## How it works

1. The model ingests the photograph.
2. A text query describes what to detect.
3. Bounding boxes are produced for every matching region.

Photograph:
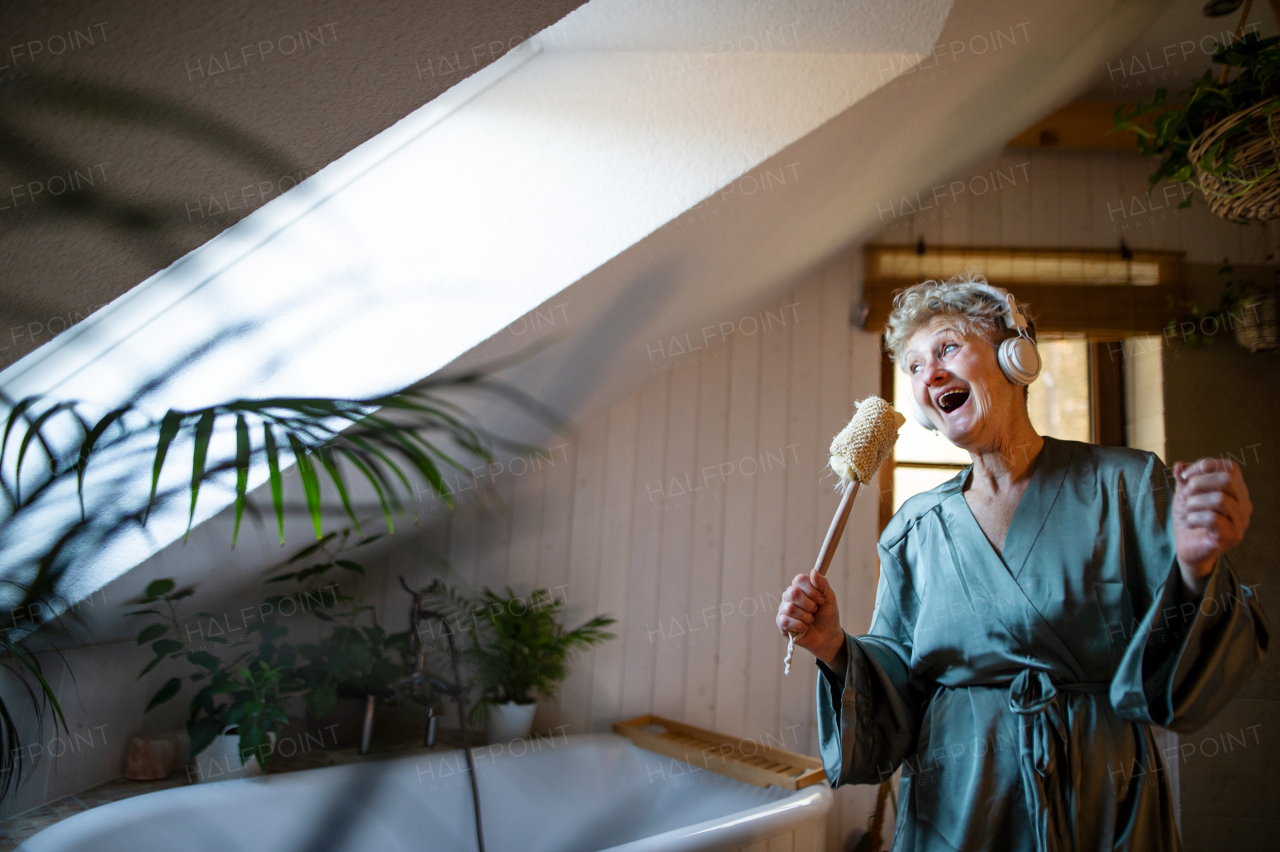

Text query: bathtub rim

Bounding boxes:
[18,732,833,852]
[598,782,831,852]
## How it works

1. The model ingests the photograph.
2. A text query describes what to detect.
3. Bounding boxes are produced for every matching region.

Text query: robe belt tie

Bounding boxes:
[1004,669,1109,852]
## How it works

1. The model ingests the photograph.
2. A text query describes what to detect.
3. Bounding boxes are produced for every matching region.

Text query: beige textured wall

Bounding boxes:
[0,0,586,369]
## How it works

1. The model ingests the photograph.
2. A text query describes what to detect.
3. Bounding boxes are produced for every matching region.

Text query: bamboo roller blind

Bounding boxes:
[862,244,1187,339]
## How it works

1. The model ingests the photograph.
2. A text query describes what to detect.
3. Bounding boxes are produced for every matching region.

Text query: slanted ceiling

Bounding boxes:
[1,0,1172,609]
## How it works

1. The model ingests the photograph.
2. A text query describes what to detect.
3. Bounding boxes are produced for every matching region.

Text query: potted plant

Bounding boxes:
[131,578,299,781]
[1114,23,1280,221]
[268,531,414,751]
[434,586,615,742]
[1164,258,1278,350]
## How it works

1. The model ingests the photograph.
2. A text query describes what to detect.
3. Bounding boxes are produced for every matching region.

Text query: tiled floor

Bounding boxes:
[0,733,462,850]
[0,777,187,851]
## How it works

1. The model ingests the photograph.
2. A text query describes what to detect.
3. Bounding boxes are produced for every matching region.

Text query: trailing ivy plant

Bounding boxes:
[1114,31,1280,200]
[1164,256,1279,346]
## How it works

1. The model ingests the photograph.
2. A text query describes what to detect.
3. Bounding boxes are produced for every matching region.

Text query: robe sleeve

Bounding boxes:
[1110,453,1270,733]
[815,544,928,787]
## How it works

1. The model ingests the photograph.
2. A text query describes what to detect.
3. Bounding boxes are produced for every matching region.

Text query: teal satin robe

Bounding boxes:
[816,437,1269,852]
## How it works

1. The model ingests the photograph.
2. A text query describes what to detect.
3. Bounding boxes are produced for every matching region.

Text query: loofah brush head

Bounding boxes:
[828,396,906,485]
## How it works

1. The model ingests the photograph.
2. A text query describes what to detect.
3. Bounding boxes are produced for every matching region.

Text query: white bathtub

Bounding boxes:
[21,733,831,852]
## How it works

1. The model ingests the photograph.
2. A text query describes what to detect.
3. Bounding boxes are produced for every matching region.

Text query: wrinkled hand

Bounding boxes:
[776,569,844,666]
[1173,457,1251,595]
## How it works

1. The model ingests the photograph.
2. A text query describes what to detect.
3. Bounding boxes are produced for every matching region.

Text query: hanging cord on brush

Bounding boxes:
[784,397,904,675]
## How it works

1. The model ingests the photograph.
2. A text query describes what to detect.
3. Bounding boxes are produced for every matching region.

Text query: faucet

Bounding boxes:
[398,577,485,852]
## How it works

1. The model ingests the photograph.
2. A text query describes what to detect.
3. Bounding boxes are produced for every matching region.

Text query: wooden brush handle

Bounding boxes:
[812,481,860,577]
[786,479,863,673]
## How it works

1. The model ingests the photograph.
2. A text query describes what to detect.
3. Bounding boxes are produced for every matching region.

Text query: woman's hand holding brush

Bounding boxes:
[779,395,903,675]
[777,569,846,669]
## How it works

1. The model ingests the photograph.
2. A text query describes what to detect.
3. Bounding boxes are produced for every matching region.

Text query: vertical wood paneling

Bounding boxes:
[620,375,670,720]
[534,440,577,730]
[1088,152,1122,249]
[536,442,576,595]
[779,284,822,743]
[714,327,762,737]
[811,259,854,755]
[997,151,1033,245]
[1029,150,1061,247]
[653,363,700,719]
[685,350,730,729]
[1058,152,1092,247]
[745,305,791,741]
[968,154,1003,245]
[561,411,608,735]
[505,452,546,593]
[448,500,482,589]
[941,168,972,247]
[474,473,513,594]
[591,398,640,730]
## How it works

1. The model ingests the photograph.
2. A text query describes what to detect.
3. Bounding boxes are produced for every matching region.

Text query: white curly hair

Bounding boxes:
[883,273,1036,367]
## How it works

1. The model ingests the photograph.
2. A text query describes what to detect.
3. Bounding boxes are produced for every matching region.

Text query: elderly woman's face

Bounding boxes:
[902,316,1022,450]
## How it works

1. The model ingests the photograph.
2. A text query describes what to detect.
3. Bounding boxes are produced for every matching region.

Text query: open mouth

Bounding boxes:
[936,388,970,414]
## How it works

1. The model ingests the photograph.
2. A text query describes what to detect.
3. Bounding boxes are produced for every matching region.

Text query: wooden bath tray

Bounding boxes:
[614,714,826,790]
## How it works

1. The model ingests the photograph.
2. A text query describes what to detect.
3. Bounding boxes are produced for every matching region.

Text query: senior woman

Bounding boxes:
[776,275,1268,852]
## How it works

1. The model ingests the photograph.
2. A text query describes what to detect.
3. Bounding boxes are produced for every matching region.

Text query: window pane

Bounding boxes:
[1027,337,1091,442]
[892,368,971,464]
[893,466,965,513]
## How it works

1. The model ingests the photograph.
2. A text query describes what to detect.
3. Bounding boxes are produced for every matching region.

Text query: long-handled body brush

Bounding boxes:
[784,395,905,675]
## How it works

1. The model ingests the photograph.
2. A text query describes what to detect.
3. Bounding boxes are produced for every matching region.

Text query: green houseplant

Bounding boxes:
[1164,257,1279,349]
[1114,27,1280,221]
[0,371,527,799]
[130,577,302,778]
[434,585,614,742]
[269,531,413,732]
[133,529,421,774]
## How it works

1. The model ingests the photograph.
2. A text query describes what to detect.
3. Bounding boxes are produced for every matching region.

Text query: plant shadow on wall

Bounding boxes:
[0,71,315,364]
[0,363,558,801]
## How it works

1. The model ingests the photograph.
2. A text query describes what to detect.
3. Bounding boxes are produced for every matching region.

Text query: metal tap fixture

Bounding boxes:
[399,577,485,852]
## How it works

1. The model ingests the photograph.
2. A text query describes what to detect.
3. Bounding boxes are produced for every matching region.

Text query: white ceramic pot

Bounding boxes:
[191,726,276,784]
[486,701,537,743]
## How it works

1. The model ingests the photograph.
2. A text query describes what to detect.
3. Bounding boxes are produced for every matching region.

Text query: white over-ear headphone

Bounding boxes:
[979,283,1042,386]
[906,283,1041,432]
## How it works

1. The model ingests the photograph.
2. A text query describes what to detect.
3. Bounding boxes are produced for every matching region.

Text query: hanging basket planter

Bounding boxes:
[1115,0,1280,223]
[1187,98,1280,221]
